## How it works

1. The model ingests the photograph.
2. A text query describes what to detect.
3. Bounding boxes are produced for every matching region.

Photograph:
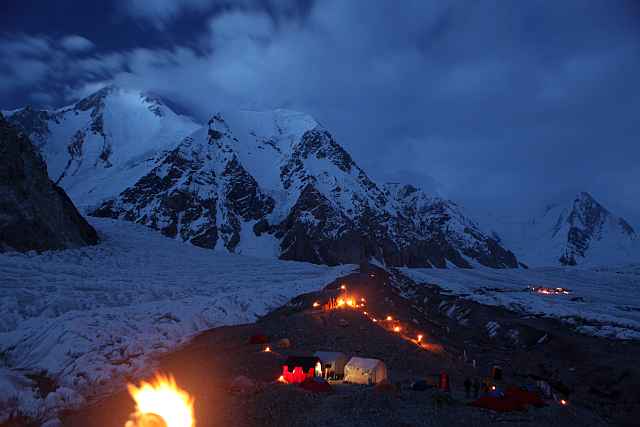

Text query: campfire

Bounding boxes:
[126,374,195,427]
[530,286,571,295]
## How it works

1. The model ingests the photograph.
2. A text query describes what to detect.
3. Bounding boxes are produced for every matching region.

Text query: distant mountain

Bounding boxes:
[0,113,98,252]
[3,86,199,209]
[88,107,518,268]
[487,192,638,267]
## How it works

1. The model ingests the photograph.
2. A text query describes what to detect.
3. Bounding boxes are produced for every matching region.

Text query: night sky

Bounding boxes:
[2,0,640,225]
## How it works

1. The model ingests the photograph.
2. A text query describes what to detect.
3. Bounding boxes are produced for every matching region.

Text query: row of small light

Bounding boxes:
[312,284,427,349]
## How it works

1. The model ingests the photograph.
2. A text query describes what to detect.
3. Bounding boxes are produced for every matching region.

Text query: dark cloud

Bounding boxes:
[2,0,640,225]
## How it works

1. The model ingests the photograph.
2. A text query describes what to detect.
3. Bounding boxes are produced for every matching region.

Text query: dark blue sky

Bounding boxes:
[2,0,640,225]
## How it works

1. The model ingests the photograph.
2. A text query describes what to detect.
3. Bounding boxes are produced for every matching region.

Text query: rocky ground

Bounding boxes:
[32,265,636,427]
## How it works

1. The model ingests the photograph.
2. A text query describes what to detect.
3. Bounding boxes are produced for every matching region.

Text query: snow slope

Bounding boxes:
[402,264,640,340]
[0,218,354,422]
[4,86,200,209]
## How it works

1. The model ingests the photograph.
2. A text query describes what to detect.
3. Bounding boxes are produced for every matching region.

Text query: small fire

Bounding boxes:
[417,334,423,342]
[363,311,368,315]
[393,326,401,333]
[386,316,393,321]
[491,385,496,391]
[312,301,320,308]
[340,284,347,290]
[372,318,378,322]
[126,374,194,427]
[531,286,571,295]
[315,361,323,377]
[264,346,271,352]
[277,375,287,383]
[560,399,568,406]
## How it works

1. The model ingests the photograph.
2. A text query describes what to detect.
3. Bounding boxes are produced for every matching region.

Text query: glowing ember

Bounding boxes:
[312,301,320,308]
[363,311,368,315]
[560,399,568,406]
[340,284,347,290]
[264,346,271,352]
[386,316,393,321]
[125,374,194,427]
[417,334,423,342]
[277,375,287,383]
[327,294,362,310]
[530,286,571,295]
[372,318,378,322]
[393,326,401,333]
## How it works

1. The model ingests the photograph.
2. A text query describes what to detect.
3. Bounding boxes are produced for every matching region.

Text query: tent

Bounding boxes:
[282,356,321,384]
[469,388,545,412]
[314,351,348,378]
[344,357,388,385]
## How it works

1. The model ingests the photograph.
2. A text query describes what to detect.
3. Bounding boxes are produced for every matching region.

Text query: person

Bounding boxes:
[472,378,480,398]
[464,377,472,398]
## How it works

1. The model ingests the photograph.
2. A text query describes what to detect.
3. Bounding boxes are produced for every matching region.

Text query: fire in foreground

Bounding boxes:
[126,374,195,427]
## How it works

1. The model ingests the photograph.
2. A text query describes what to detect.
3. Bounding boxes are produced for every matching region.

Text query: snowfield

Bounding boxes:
[0,218,354,422]
[402,265,640,340]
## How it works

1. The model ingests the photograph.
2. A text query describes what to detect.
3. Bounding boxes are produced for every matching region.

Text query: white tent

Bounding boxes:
[343,357,388,385]
[314,351,348,377]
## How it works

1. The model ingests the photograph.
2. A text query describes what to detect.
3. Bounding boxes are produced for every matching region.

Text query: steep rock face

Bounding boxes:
[4,86,199,208]
[0,114,98,252]
[90,108,519,268]
[92,123,275,252]
[384,184,518,268]
[486,192,639,267]
[556,192,637,266]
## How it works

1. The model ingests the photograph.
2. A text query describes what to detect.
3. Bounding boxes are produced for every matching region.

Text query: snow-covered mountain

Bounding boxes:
[89,107,518,268]
[3,86,199,209]
[489,192,638,267]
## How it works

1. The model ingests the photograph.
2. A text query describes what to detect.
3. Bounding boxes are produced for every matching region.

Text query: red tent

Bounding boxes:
[504,387,545,408]
[281,356,320,384]
[470,396,527,412]
[470,388,545,412]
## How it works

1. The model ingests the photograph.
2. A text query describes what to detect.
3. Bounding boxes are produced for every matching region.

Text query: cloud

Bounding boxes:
[4,0,640,224]
[59,35,95,52]
[118,0,213,27]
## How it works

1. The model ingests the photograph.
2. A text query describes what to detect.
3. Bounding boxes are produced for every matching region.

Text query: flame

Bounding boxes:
[386,316,393,321]
[393,326,401,333]
[531,286,571,295]
[312,301,320,308]
[417,334,423,342]
[560,399,568,406]
[126,374,194,427]
[315,361,323,377]
[340,284,347,290]
[264,346,271,352]
[277,375,286,383]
